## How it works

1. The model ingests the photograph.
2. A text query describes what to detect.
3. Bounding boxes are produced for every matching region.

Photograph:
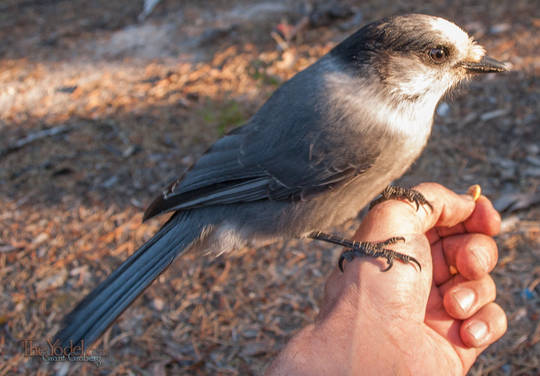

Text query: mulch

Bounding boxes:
[0,0,538,374]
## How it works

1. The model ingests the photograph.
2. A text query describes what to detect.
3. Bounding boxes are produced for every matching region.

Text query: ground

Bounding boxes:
[0,0,538,375]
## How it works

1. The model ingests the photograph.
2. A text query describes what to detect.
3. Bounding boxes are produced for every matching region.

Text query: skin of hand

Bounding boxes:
[266,183,507,376]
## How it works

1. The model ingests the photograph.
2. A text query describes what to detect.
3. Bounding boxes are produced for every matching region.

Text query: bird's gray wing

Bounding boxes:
[143,121,377,221]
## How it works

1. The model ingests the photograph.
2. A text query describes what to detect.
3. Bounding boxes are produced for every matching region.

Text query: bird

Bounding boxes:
[54,14,508,349]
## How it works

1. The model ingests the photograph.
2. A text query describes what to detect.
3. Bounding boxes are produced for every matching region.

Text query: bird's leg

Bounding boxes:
[369,185,433,211]
[309,232,421,272]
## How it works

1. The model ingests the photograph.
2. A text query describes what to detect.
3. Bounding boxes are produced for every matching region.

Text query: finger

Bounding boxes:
[416,183,477,232]
[436,196,501,238]
[445,303,507,372]
[431,239,452,284]
[464,196,501,236]
[442,275,497,320]
[435,233,498,283]
[461,303,507,349]
[361,183,475,239]
[425,301,507,373]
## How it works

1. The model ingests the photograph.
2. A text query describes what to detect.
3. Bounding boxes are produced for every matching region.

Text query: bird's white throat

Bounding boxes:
[323,65,438,148]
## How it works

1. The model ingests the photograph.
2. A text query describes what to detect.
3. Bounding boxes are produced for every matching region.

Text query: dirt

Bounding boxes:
[0,0,538,375]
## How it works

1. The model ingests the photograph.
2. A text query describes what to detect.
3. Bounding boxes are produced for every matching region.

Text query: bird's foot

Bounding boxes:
[338,237,421,272]
[369,185,433,212]
[309,232,421,272]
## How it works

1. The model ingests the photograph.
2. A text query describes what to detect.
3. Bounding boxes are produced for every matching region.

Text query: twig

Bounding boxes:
[0,124,73,158]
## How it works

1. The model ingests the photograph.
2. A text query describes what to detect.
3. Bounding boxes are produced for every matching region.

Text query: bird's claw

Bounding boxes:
[369,185,433,212]
[338,237,421,272]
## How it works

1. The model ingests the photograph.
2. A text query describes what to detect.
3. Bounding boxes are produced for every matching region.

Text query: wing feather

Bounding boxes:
[143,65,380,220]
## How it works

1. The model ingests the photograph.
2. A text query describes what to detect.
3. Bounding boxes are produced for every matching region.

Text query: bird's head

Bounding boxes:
[332,14,509,103]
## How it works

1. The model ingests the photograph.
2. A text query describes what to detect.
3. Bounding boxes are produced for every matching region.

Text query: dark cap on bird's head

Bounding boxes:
[331,14,508,100]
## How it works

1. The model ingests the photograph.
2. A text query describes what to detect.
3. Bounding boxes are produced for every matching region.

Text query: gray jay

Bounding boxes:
[55,14,507,348]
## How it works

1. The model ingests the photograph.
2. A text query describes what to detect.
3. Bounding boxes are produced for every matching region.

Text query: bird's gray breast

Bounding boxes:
[198,58,436,251]
[279,66,435,234]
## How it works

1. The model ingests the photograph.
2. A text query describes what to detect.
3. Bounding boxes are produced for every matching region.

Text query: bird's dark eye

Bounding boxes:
[428,47,448,63]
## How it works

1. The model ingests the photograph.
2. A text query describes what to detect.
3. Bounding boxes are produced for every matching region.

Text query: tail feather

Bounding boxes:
[54,212,201,348]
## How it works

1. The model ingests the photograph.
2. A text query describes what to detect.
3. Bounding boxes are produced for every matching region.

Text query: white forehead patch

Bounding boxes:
[429,17,469,48]
[429,16,485,62]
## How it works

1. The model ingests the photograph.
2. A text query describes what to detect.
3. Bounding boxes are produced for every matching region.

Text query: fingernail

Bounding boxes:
[466,320,488,344]
[471,248,490,273]
[452,288,475,312]
[467,184,482,201]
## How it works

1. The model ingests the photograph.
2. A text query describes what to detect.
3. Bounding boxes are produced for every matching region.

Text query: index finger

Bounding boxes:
[429,195,501,242]
[357,182,476,242]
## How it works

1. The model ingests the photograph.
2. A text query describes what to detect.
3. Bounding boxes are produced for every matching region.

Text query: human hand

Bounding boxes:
[267,183,507,375]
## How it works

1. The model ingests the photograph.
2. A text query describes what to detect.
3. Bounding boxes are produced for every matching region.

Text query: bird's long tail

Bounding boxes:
[54,211,202,348]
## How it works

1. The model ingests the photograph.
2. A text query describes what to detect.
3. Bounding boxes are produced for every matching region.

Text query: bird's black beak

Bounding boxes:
[460,56,509,73]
